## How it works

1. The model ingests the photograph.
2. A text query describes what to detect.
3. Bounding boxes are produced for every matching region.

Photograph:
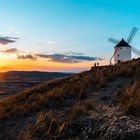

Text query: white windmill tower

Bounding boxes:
[109,27,140,64]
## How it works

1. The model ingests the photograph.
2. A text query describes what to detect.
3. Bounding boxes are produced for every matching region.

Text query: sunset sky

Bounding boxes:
[0,0,140,72]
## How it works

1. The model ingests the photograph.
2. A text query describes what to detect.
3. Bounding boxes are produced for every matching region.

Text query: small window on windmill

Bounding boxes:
[118,54,120,56]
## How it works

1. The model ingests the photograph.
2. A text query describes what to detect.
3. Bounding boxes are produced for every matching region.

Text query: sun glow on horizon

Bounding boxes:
[0,56,109,72]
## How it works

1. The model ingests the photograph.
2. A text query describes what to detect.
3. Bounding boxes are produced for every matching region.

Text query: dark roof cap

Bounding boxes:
[115,39,131,48]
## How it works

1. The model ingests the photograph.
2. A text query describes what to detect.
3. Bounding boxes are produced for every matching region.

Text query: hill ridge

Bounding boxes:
[0,58,140,140]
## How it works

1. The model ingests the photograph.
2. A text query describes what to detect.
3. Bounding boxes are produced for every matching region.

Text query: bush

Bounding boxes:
[20,111,65,140]
[118,81,140,116]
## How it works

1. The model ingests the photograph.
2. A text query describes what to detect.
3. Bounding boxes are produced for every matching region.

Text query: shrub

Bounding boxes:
[20,111,65,140]
[118,81,140,116]
[68,105,85,122]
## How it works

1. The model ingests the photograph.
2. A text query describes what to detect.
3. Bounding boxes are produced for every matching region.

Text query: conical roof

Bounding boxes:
[115,39,131,48]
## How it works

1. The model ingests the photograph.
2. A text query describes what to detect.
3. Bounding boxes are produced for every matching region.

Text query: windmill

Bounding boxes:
[109,27,140,64]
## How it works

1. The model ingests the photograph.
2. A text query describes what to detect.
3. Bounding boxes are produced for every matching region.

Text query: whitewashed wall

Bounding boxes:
[114,47,131,64]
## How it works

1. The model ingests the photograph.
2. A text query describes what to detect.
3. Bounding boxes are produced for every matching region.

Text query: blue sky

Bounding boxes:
[0,0,140,72]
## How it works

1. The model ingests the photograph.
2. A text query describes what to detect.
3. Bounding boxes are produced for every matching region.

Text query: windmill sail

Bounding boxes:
[127,27,138,44]
[108,38,119,44]
[109,47,119,64]
[131,47,140,56]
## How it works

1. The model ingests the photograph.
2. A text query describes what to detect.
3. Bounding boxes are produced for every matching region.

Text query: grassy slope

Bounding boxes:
[0,58,140,139]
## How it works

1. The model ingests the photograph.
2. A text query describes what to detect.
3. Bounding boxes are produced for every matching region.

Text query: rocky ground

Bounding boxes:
[56,78,140,140]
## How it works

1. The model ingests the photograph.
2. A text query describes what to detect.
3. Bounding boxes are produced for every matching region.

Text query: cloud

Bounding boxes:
[16,52,102,63]
[47,41,56,45]
[69,55,102,61]
[17,54,37,61]
[36,53,102,63]
[64,51,84,55]
[36,54,79,63]
[0,48,18,54]
[0,37,18,45]
[36,41,56,47]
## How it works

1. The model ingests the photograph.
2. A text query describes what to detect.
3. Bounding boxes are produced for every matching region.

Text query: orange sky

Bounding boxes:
[0,54,109,72]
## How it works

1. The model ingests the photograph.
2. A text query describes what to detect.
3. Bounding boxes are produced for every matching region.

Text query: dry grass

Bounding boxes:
[0,58,140,139]
[67,105,86,122]
[118,81,140,116]
[20,104,92,140]
[85,101,97,111]
[20,111,63,140]
[0,58,140,120]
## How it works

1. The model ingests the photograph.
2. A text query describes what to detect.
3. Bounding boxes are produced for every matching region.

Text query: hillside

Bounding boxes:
[0,71,71,99]
[0,58,140,140]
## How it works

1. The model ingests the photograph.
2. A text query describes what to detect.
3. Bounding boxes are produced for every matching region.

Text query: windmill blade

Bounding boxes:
[109,47,119,64]
[132,47,140,54]
[108,38,119,44]
[127,27,138,44]
[131,47,140,56]
[132,49,140,56]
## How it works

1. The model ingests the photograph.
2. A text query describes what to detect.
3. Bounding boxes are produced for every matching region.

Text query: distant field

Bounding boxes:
[0,71,71,99]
